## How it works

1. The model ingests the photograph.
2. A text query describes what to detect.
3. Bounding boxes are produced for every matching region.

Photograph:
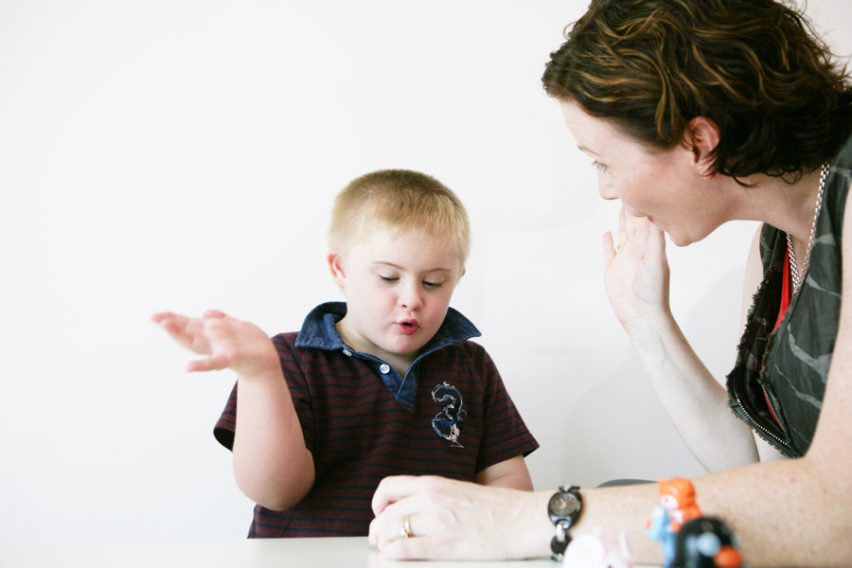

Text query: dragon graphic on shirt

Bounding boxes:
[431,381,465,447]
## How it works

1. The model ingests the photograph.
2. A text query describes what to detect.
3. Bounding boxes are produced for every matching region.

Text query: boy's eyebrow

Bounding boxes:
[373,261,452,273]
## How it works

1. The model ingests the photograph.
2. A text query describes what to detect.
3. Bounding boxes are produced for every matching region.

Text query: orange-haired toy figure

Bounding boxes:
[648,478,702,568]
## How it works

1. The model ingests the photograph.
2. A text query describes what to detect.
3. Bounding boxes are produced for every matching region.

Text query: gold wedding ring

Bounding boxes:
[401,515,413,538]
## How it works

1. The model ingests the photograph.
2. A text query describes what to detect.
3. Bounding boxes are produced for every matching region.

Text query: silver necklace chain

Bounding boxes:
[787,162,830,295]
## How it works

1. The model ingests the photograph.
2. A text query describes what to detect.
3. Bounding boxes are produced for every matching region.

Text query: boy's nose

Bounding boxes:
[399,284,423,310]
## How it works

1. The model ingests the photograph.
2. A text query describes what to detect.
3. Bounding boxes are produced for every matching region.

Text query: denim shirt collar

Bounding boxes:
[296,301,480,352]
[295,301,480,406]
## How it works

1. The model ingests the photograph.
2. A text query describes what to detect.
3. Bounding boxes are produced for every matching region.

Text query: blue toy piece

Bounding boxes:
[648,504,676,567]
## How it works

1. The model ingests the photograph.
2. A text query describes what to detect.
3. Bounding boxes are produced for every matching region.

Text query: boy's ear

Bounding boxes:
[685,116,720,177]
[327,252,347,288]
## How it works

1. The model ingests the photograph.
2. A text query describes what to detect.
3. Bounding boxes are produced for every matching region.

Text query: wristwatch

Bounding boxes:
[547,485,583,561]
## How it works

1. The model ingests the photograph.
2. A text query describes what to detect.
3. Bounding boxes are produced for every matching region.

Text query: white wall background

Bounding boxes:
[1,0,849,542]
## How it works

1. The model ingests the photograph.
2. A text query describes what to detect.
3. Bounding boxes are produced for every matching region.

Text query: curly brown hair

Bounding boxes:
[542,0,852,180]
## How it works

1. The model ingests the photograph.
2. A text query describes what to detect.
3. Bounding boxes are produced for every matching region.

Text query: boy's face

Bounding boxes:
[329,225,464,368]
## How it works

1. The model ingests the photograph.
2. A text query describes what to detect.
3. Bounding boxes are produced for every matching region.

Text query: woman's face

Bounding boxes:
[560,100,726,246]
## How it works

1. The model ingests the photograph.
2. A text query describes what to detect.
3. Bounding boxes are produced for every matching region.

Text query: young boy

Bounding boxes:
[152,169,538,537]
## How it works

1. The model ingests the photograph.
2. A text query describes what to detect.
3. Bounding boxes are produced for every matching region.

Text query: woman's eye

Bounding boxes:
[379,275,398,283]
[423,281,443,289]
[592,160,608,173]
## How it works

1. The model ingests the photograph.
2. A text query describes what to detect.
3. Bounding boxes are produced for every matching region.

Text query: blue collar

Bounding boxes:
[296,301,480,352]
[295,301,481,406]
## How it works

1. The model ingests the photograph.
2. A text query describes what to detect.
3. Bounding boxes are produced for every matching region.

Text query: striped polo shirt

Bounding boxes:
[214,302,539,537]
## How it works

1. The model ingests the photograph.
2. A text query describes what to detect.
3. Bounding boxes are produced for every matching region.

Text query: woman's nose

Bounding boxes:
[598,181,618,201]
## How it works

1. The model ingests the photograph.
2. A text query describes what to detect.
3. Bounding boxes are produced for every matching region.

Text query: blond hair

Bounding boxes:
[328,169,470,264]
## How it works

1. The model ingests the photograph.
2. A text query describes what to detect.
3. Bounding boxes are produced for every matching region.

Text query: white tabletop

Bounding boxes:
[0,536,657,567]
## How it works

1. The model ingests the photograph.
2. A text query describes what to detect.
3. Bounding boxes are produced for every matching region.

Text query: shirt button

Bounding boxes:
[342,349,352,357]
[379,363,391,374]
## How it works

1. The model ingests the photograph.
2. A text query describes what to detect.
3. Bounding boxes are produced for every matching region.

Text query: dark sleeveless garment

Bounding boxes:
[727,133,852,457]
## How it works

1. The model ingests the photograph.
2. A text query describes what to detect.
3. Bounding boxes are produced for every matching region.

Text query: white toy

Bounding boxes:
[562,532,633,568]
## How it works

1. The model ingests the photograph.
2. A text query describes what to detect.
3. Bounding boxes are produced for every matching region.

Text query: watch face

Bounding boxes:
[549,492,580,517]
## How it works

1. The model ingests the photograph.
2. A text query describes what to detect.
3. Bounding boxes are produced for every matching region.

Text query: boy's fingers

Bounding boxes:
[151,311,173,323]
[186,353,229,373]
[155,321,187,342]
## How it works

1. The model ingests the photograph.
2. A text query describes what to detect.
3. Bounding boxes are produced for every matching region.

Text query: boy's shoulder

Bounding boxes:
[446,337,487,356]
[423,338,496,375]
[271,331,301,351]
[272,331,300,343]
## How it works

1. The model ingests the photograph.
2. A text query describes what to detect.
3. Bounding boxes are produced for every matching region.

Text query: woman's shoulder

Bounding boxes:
[836,130,852,165]
[820,135,852,230]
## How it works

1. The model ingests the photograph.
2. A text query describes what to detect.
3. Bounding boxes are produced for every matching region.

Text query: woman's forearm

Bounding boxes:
[575,456,850,567]
[371,454,851,567]
[623,311,758,470]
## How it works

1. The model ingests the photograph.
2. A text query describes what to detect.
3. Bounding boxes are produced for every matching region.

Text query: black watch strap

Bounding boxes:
[550,519,572,559]
[548,485,583,561]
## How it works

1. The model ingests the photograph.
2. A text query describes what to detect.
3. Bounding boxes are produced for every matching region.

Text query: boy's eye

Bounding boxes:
[592,160,608,173]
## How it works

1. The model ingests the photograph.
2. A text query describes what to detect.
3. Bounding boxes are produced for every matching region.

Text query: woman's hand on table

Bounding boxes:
[369,475,550,560]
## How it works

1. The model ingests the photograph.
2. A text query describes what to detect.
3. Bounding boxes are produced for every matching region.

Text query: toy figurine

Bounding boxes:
[648,478,702,568]
[562,532,633,568]
[671,516,743,568]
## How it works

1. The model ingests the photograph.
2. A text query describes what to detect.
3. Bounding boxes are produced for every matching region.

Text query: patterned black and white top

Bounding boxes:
[727,133,852,457]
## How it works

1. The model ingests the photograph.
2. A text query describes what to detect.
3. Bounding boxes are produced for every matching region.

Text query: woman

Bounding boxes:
[368,0,852,565]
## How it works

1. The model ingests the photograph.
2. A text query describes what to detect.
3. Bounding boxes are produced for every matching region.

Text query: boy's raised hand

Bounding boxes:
[151,310,280,380]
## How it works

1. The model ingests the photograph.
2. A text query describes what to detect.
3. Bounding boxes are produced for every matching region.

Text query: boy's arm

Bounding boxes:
[475,456,533,490]
[152,309,315,510]
[231,367,315,510]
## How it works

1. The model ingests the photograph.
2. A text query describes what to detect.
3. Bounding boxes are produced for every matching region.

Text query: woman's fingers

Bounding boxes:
[370,477,541,561]
[602,231,617,263]
[378,534,443,561]
[646,217,666,262]
[618,207,628,246]
[371,475,419,515]
[369,476,448,549]
[369,508,419,550]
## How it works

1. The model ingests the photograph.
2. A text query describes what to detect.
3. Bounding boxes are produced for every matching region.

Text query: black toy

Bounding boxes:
[671,516,743,568]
